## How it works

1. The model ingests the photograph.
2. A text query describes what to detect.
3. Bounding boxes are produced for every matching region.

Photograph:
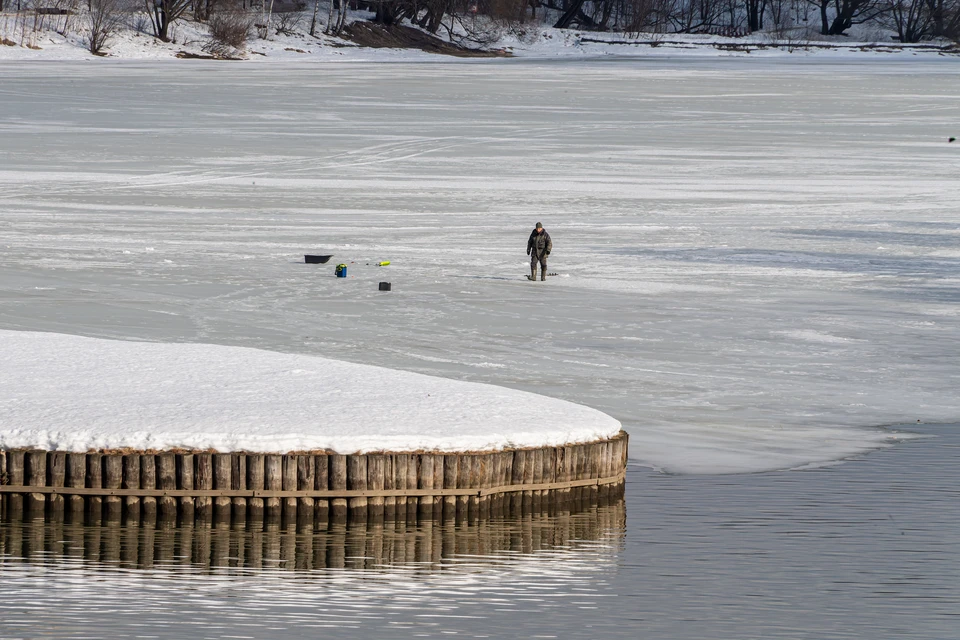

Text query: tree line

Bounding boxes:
[362,0,960,41]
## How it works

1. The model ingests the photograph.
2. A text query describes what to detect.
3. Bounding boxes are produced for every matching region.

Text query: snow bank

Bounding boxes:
[0,330,622,453]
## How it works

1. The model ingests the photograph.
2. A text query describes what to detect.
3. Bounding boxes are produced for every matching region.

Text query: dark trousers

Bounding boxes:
[531,254,547,276]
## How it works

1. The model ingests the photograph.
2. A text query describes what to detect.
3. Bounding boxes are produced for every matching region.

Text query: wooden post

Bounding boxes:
[608,437,619,500]
[596,441,609,503]
[6,451,25,518]
[123,454,141,521]
[195,453,213,520]
[466,455,480,522]
[618,432,628,499]
[66,453,86,514]
[538,447,550,513]
[521,449,535,514]
[489,453,502,518]
[404,454,418,523]
[297,455,315,527]
[48,452,66,518]
[509,449,524,516]
[25,450,47,515]
[264,454,282,520]
[346,454,367,522]
[393,454,407,520]
[478,453,492,519]
[85,452,102,519]
[282,455,298,523]
[442,454,458,521]
[571,443,581,502]
[0,449,6,520]
[367,453,385,523]
[179,453,195,523]
[455,455,469,520]
[232,454,247,521]
[329,454,347,522]
[103,454,123,519]
[383,454,396,522]
[247,454,265,520]
[499,451,513,516]
[214,453,233,521]
[586,442,600,505]
[531,448,544,513]
[417,454,433,519]
[157,453,177,519]
[560,445,575,508]
[314,455,329,527]
[431,454,444,520]
[141,454,157,521]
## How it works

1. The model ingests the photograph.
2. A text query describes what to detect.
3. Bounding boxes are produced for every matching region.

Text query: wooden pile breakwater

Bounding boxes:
[0,432,627,525]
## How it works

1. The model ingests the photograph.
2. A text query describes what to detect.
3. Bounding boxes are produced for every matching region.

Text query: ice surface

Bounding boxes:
[0,330,621,452]
[1,59,957,471]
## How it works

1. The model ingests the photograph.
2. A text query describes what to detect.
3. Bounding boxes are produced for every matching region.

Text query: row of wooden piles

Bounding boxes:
[0,433,627,525]
[0,502,626,572]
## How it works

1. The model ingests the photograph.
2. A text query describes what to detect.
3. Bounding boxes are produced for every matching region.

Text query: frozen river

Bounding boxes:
[1,58,959,473]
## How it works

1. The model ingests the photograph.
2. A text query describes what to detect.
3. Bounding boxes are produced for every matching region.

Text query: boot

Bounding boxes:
[528,265,537,281]
[540,265,547,281]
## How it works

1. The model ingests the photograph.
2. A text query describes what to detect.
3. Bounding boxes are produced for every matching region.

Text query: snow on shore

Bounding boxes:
[0,330,622,453]
[0,11,954,62]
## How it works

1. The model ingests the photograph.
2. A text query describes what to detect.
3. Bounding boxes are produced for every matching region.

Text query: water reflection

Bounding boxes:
[0,501,625,573]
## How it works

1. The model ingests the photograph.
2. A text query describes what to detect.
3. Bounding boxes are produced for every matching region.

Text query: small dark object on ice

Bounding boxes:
[379,282,392,291]
[305,255,333,264]
[950,137,956,143]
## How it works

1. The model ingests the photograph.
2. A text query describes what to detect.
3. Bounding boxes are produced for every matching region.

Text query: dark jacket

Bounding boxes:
[527,229,553,258]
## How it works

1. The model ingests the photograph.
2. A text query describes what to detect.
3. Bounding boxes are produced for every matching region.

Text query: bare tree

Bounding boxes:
[926,0,960,37]
[88,0,124,53]
[144,0,191,40]
[882,0,931,39]
[745,0,766,29]
[767,0,795,34]
[309,0,321,35]
[826,0,886,33]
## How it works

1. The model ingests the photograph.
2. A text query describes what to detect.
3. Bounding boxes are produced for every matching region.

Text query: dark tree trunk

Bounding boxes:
[554,0,587,28]
[156,5,170,40]
[747,0,762,31]
[374,0,401,25]
[828,0,855,34]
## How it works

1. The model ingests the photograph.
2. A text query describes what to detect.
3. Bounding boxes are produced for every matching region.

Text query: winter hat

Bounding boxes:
[535,222,543,229]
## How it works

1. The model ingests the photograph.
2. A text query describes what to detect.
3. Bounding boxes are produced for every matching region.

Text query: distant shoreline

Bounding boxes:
[1,15,957,63]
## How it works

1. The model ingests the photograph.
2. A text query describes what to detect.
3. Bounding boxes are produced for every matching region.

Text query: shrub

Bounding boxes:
[205,8,254,55]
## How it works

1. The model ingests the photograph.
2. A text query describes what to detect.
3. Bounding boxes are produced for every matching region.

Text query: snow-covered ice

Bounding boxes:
[0,330,621,453]
[0,58,957,472]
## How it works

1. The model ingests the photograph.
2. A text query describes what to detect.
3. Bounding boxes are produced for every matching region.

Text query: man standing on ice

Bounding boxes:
[527,222,552,281]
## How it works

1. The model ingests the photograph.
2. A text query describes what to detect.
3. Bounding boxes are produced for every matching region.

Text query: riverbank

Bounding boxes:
[1,12,956,62]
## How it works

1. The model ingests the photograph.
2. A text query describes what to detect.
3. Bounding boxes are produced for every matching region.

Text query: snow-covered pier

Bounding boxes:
[0,331,627,524]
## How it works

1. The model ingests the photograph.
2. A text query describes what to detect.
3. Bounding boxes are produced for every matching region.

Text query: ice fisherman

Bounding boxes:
[526,222,553,281]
